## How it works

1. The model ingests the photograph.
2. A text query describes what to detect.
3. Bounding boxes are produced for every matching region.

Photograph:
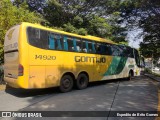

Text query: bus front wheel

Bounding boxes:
[76,73,88,90]
[60,75,73,92]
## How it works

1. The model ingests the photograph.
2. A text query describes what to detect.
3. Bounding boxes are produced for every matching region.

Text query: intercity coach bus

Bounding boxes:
[4,22,142,92]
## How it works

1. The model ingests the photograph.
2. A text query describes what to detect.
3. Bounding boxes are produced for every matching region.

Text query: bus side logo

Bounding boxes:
[7,29,15,40]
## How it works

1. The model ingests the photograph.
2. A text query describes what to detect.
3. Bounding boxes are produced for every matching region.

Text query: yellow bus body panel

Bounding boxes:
[4,22,139,89]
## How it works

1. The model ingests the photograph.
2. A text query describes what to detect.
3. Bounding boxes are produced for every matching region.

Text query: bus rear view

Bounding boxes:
[4,24,24,88]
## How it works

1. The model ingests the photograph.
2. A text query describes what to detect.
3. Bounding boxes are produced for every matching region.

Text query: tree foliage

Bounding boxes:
[0,0,42,64]
[139,7,160,59]
[25,0,127,42]
[117,0,160,59]
[1,0,159,64]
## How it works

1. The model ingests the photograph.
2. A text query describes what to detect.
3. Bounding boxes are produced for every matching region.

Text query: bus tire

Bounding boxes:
[76,73,88,90]
[59,75,73,92]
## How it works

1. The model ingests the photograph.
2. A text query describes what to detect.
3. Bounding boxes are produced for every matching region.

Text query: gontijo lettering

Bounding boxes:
[4,42,18,51]
[75,56,106,63]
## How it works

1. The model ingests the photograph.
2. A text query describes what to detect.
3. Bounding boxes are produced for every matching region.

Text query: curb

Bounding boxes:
[144,74,160,82]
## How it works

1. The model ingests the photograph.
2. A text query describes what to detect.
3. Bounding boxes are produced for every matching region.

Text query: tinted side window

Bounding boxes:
[88,42,92,53]
[48,33,64,50]
[111,45,121,56]
[101,44,107,55]
[55,34,63,50]
[117,46,123,56]
[48,34,54,49]
[95,43,101,54]
[87,41,96,53]
[118,45,134,58]
[27,27,48,49]
[95,43,112,55]
[134,49,140,67]
[92,42,96,53]
[95,43,107,54]
[121,46,128,57]
[106,44,112,55]
[40,30,48,49]
[82,41,87,53]
[62,36,79,52]
[128,47,134,58]
[63,36,68,51]
[76,39,82,52]
[67,37,74,52]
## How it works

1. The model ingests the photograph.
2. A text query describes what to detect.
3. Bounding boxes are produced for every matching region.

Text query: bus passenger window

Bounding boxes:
[86,41,89,53]
[134,49,141,67]
[58,35,64,50]
[63,36,68,51]
[88,42,94,53]
[68,41,74,51]
[111,45,120,56]
[120,46,127,57]
[76,46,80,52]
[106,44,112,55]
[27,27,48,49]
[101,44,107,55]
[73,38,77,51]
[48,34,55,49]
[96,43,101,54]
[54,34,62,50]
[76,39,82,52]
[92,43,96,53]
[40,30,48,49]
[117,45,123,56]
[128,47,134,58]
[67,37,75,52]
[82,41,87,53]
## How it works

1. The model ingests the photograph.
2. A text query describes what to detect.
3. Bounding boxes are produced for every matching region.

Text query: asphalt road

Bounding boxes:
[0,75,159,120]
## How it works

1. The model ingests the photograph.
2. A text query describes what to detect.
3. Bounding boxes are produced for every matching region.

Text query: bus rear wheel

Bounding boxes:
[76,73,88,90]
[60,75,73,92]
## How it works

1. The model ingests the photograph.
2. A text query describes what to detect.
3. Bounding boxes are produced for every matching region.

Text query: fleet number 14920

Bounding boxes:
[35,55,56,60]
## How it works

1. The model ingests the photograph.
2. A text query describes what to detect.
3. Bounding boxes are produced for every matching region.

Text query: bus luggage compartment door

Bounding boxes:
[29,66,45,88]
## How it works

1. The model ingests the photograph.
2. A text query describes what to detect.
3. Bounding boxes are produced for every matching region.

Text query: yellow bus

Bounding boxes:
[4,22,142,92]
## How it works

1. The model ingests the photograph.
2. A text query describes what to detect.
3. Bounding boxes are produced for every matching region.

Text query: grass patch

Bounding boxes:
[152,72,160,77]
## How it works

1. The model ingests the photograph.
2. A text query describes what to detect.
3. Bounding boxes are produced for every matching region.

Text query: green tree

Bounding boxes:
[24,0,127,43]
[118,0,160,59]
[0,0,42,64]
[11,0,160,57]
[87,15,112,38]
